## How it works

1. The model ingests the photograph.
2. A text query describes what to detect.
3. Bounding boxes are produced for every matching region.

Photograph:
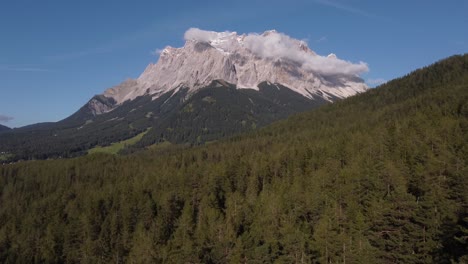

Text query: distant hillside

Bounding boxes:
[0,54,467,263]
[0,124,10,132]
[0,81,328,161]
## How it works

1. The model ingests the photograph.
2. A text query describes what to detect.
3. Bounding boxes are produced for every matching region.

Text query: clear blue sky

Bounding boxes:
[1,0,467,128]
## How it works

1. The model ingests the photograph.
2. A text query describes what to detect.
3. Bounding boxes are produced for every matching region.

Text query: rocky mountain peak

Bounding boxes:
[102,28,369,105]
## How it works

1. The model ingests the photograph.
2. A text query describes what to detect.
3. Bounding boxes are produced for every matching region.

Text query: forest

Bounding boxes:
[0,81,324,161]
[0,54,467,263]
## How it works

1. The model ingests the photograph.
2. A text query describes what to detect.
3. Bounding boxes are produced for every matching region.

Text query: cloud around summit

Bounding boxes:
[184,28,369,76]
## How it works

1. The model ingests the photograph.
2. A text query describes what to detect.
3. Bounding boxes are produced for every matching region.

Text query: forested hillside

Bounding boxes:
[0,55,467,263]
[0,124,10,132]
[0,81,325,161]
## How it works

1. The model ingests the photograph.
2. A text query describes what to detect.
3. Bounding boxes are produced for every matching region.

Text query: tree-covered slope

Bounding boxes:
[0,124,10,132]
[0,81,326,160]
[0,55,467,263]
[130,81,327,150]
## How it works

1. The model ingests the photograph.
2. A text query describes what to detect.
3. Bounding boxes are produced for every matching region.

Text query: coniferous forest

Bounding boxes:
[0,55,467,263]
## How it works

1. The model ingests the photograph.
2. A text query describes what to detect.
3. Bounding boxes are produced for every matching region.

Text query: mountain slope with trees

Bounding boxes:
[0,29,368,161]
[0,54,467,263]
[0,124,10,132]
[0,82,327,160]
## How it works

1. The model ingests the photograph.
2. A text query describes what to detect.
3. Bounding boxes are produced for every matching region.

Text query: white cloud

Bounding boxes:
[184,28,233,42]
[151,49,164,56]
[0,114,13,123]
[0,65,50,72]
[183,28,369,76]
[312,0,377,19]
[366,78,387,86]
[243,31,368,76]
[316,36,328,42]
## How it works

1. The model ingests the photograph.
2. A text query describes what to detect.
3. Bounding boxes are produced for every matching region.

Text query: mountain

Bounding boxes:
[0,124,10,132]
[1,54,466,263]
[98,29,367,107]
[0,29,368,160]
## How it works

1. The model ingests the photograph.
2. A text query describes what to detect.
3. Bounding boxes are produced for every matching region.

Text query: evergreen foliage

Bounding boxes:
[0,82,324,161]
[0,54,467,263]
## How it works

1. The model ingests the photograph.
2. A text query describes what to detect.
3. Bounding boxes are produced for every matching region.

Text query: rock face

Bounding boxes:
[102,29,368,107]
[86,96,117,116]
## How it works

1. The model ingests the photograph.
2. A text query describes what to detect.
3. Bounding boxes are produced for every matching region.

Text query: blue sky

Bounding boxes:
[0,0,467,128]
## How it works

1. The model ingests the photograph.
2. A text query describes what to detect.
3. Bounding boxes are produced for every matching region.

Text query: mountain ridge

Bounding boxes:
[0,80,329,160]
[98,28,367,110]
[0,124,10,132]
